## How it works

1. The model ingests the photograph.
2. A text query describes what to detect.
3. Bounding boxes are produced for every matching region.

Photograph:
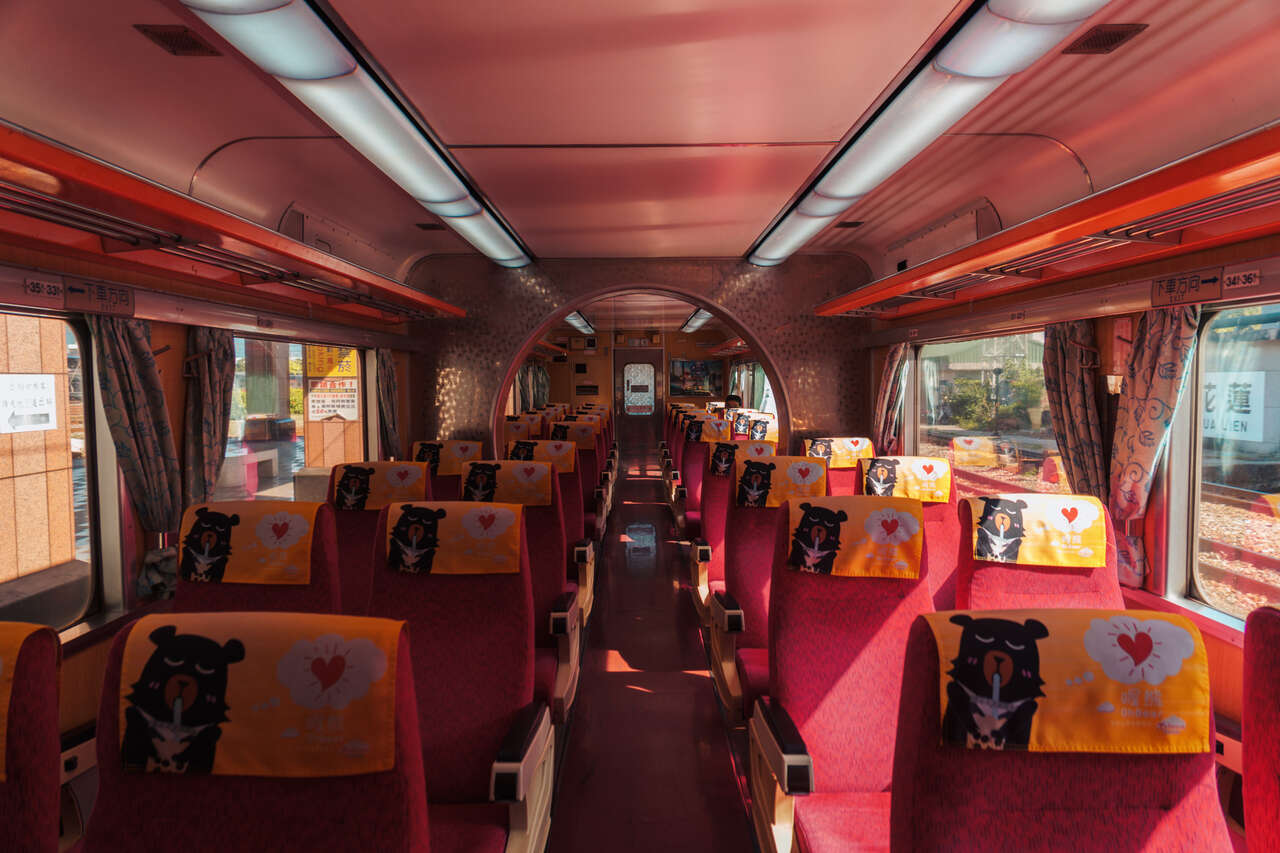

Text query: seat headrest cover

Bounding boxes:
[697,418,731,442]
[119,613,402,777]
[859,456,952,503]
[502,420,530,441]
[331,462,430,510]
[706,401,725,412]
[805,437,875,469]
[964,494,1106,568]
[951,436,999,467]
[385,501,523,574]
[548,421,598,448]
[923,609,1210,754]
[506,439,577,473]
[180,502,322,584]
[0,622,56,780]
[735,456,827,508]
[786,496,924,578]
[410,441,483,476]
[461,460,552,506]
[707,440,775,477]
[748,418,778,441]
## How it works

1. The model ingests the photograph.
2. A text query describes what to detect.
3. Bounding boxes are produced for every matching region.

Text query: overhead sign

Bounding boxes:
[306,345,359,378]
[64,280,134,316]
[1202,370,1265,441]
[307,378,360,421]
[1151,268,1222,307]
[1223,269,1261,291]
[0,374,58,434]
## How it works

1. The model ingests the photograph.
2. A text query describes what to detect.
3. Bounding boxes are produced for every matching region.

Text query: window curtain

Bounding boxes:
[89,316,182,535]
[1043,320,1108,501]
[182,326,235,505]
[1107,306,1199,587]
[530,363,550,409]
[376,348,401,460]
[872,343,910,455]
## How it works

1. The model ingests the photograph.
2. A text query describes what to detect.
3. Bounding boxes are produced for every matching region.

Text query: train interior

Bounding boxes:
[0,0,1278,851]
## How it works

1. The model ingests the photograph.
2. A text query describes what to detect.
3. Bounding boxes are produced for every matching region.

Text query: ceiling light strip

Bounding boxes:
[749,0,1112,266]
[680,308,714,333]
[181,0,530,268]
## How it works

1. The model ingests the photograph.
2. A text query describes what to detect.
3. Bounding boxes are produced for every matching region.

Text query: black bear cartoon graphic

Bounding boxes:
[550,424,570,441]
[807,438,833,461]
[787,502,848,574]
[975,497,1029,562]
[387,505,447,574]
[509,441,536,460]
[749,420,769,441]
[732,412,751,434]
[942,614,1048,750]
[685,420,704,442]
[335,465,376,510]
[179,507,240,583]
[562,415,579,422]
[121,625,245,773]
[737,461,776,507]
[708,442,737,477]
[414,443,442,475]
[864,457,900,496]
[463,463,502,502]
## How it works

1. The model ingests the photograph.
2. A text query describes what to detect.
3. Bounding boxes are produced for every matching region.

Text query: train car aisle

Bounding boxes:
[549,416,755,852]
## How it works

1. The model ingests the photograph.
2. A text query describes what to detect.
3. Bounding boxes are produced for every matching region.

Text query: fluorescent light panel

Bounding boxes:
[680,308,714,333]
[750,0,1111,267]
[564,312,594,334]
[182,0,529,268]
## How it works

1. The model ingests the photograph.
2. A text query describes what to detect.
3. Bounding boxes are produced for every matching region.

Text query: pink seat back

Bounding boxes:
[955,498,1123,610]
[891,615,1231,851]
[175,503,342,615]
[723,503,787,650]
[0,625,58,853]
[83,619,428,852]
[701,469,734,590]
[682,440,709,516]
[825,467,861,495]
[769,502,932,793]
[369,504,535,804]
[1245,606,1280,851]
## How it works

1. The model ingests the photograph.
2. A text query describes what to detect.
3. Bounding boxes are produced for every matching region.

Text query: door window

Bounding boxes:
[624,363,655,415]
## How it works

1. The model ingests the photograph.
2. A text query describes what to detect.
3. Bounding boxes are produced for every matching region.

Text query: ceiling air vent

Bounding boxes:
[1062,24,1147,55]
[134,25,221,57]
[834,220,863,229]
[415,222,446,231]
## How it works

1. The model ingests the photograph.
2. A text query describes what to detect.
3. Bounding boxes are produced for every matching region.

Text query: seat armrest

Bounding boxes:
[710,590,743,634]
[669,469,680,483]
[691,537,711,564]
[549,590,579,636]
[750,698,813,796]
[491,702,554,803]
[658,439,667,450]
[573,540,594,565]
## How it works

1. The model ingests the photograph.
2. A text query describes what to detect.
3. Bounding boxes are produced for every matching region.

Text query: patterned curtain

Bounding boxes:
[872,342,910,454]
[1043,320,1107,501]
[531,363,550,409]
[89,316,182,534]
[1108,306,1200,587]
[376,348,401,459]
[182,326,235,505]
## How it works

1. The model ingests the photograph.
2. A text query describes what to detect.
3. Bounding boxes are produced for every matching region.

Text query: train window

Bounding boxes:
[728,362,777,415]
[1192,303,1280,620]
[0,315,95,629]
[916,331,1067,497]
[211,339,365,501]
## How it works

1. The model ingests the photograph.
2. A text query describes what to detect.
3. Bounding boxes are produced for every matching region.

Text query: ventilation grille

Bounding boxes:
[134,25,221,57]
[1062,24,1147,55]
[834,220,863,229]
[415,222,446,231]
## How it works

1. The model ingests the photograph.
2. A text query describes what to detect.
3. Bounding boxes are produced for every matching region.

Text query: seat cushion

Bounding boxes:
[794,792,891,853]
[735,646,769,718]
[534,647,558,703]
[428,803,508,853]
[708,579,725,596]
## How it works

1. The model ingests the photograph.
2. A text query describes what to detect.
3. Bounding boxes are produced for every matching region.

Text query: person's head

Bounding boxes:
[726,394,742,408]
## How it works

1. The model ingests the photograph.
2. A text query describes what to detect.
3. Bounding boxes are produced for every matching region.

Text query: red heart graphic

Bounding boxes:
[523,466,536,478]
[458,445,470,454]
[922,464,934,474]
[797,466,811,480]
[881,519,899,536]
[754,446,766,455]
[1117,632,1153,666]
[396,468,410,482]
[963,438,975,446]
[271,521,289,541]
[552,443,564,452]
[1061,506,1079,523]
[310,655,346,691]
[478,513,496,531]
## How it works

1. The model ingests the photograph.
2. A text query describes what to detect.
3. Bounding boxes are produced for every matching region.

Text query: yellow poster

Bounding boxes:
[785,496,923,578]
[924,609,1210,754]
[964,494,1107,568]
[305,345,359,378]
[179,501,321,584]
[859,456,952,503]
[385,502,522,574]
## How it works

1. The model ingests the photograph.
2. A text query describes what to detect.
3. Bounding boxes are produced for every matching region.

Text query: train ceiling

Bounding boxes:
[552,292,730,334]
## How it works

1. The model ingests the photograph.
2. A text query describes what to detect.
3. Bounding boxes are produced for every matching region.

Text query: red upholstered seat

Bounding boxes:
[431,473,461,501]
[174,502,343,615]
[427,804,509,853]
[82,618,429,852]
[955,498,1123,610]
[891,615,1232,852]
[1245,606,1280,851]
[721,502,787,715]
[793,792,891,853]
[577,447,601,536]
[680,440,709,538]
[0,625,59,853]
[734,646,769,717]
[701,469,734,593]
[331,510,378,615]
[825,467,862,496]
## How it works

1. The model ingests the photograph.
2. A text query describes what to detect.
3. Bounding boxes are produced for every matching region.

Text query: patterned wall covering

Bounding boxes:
[405,256,873,453]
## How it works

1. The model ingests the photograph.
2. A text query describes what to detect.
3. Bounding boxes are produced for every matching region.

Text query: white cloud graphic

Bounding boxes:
[546,442,572,456]
[384,465,422,489]
[1096,702,1115,713]
[512,463,548,483]
[786,461,823,485]
[910,458,948,483]
[846,438,868,453]
[1158,715,1187,735]
[462,506,516,539]
[255,512,310,550]
[450,443,477,458]
[1046,498,1101,534]
[1084,615,1197,685]
[276,634,388,710]
[865,508,921,545]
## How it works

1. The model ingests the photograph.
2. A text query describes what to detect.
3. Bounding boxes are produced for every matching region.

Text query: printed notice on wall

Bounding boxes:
[307,378,360,421]
[1202,370,1265,441]
[305,346,359,378]
[0,374,58,433]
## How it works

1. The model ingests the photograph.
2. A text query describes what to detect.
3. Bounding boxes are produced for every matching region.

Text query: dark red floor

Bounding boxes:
[548,415,755,852]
